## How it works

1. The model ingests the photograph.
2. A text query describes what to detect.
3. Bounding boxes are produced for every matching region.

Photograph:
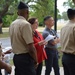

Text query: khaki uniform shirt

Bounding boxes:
[60,21,75,55]
[9,16,33,54]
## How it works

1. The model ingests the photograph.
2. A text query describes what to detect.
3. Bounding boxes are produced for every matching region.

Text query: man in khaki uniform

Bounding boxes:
[9,1,37,75]
[60,8,75,75]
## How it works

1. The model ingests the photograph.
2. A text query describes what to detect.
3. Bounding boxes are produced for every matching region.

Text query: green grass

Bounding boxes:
[0,32,9,38]
[10,59,14,65]
[58,47,63,67]
[0,23,64,38]
[58,52,63,67]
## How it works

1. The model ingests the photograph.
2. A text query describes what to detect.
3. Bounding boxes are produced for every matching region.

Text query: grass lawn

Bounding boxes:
[0,23,64,38]
[58,48,63,67]
[0,32,9,38]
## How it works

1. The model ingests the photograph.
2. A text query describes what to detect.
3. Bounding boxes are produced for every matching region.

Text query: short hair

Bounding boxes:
[28,18,37,25]
[67,8,75,20]
[18,1,28,10]
[44,16,51,22]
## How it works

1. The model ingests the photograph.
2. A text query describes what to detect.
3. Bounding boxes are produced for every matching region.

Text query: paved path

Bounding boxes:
[1,66,64,75]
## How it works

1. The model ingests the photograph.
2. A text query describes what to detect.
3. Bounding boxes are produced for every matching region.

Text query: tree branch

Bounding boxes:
[0,0,14,17]
[73,0,75,4]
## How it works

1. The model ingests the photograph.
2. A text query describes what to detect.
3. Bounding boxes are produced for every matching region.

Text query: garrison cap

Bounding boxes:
[67,8,75,15]
[18,1,28,9]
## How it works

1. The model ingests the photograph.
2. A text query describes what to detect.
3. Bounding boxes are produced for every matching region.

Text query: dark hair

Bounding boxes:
[44,16,51,22]
[28,18,37,25]
[67,8,75,20]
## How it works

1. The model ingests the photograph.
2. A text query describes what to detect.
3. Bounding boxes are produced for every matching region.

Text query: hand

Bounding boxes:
[51,38,58,45]
[4,49,12,54]
[0,60,12,74]
[2,53,5,60]
[54,38,60,44]
[38,40,47,46]
[5,64,12,74]
[57,38,60,43]
[2,53,5,57]
[34,62,38,69]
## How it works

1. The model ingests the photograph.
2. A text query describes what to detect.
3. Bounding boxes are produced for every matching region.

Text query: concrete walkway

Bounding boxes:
[1,66,64,75]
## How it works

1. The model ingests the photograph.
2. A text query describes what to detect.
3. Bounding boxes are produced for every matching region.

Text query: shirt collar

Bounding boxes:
[46,27,52,31]
[17,16,26,20]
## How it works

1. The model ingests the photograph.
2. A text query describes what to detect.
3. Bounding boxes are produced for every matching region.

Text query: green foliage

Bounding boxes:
[61,0,75,20]
[0,32,9,38]
[63,0,75,8]
[0,0,61,27]
[61,12,68,20]
[3,12,17,27]
[29,0,57,26]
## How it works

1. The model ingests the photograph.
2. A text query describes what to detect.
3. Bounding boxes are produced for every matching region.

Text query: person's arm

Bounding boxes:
[50,30,60,45]
[22,23,38,63]
[28,43,38,64]
[50,38,60,45]
[4,49,12,54]
[0,59,12,74]
[22,23,38,67]
[1,49,12,58]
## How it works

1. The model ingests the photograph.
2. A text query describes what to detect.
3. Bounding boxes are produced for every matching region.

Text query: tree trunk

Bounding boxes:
[0,27,3,34]
[0,18,3,34]
[73,0,75,4]
[0,0,14,17]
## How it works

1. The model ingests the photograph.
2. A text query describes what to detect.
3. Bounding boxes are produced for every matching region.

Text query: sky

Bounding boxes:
[57,0,68,14]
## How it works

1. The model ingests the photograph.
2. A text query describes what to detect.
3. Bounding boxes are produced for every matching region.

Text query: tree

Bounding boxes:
[0,0,15,17]
[61,12,68,20]
[63,0,75,8]
[0,0,60,27]
[73,0,75,4]
[0,17,3,34]
[60,0,75,20]
[29,0,60,26]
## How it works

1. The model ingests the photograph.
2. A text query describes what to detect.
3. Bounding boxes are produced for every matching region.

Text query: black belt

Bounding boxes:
[45,47,57,50]
[63,52,75,56]
[15,53,29,56]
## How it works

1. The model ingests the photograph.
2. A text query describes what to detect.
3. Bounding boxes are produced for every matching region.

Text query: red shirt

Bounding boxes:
[33,30,47,63]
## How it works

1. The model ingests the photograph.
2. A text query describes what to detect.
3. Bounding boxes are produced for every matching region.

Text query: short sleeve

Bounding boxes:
[42,31,49,39]
[22,23,33,44]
